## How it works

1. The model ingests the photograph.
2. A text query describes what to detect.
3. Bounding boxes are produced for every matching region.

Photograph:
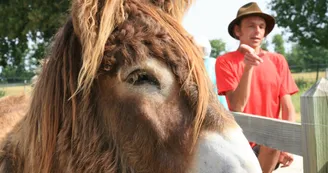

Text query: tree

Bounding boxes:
[269,0,328,49]
[286,44,328,80]
[261,40,269,51]
[0,63,35,83]
[272,34,285,56]
[210,39,226,58]
[0,0,70,68]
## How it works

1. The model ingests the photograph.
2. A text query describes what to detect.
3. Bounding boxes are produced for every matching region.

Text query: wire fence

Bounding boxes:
[0,79,33,97]
[291,68,327,82]
[289,63,328,73]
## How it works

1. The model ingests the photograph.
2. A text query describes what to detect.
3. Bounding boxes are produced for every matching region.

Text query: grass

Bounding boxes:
[0,89,5,97]
[291,71,326,122]
[291,83,311,123]
[0,85,32,97]
[292,71,326,81]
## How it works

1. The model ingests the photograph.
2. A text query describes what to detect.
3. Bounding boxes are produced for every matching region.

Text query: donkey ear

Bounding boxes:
[150,0,194,21]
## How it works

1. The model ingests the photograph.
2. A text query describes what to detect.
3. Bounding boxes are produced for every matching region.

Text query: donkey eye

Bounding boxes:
[126,69,160,88]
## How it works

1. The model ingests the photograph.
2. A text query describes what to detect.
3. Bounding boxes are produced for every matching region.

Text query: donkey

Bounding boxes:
[0,0,261,172]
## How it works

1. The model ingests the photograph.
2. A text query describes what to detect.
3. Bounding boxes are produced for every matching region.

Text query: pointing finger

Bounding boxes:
[240,44,255,54]
[245,53,263,63]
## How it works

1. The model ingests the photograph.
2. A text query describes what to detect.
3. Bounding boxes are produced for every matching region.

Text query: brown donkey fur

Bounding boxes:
[0,0,237,172]
[0,95,29,144]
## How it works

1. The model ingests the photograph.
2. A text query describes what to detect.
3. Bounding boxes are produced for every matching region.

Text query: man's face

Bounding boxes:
[234,16,266,48]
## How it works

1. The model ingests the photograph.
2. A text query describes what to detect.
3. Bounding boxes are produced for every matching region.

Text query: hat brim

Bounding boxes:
[228,12,275,40]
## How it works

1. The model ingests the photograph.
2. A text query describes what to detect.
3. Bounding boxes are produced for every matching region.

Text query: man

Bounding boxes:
[193,35,228,109]
[215,2,299,173]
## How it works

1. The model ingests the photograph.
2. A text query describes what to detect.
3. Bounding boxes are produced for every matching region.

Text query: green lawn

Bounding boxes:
[291,71,326,122]
[0,85,32,97]
[291,87,308,123]
[292,71,326,81]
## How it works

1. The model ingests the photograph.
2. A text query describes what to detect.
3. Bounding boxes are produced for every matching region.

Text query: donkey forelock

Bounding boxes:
[71,0,194,97]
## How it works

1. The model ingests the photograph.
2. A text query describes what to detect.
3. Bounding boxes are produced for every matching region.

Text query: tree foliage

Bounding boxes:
[269,0,328,49]
[286,44,328,80]
[261,40,269,51]
[272,34,285,56]
[0,64,35,83]
[0,0,70,67]
[210,39,226,58]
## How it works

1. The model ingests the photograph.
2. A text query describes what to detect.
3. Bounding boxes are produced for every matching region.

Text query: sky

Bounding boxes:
[182,0,290,52]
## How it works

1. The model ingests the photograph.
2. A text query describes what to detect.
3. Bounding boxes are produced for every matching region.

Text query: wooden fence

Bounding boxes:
[233,78,328,173]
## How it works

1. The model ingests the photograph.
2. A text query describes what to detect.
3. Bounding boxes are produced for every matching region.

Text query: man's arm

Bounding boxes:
[226,44,263,112]
[280,94,296,122]
[226,66,253,112]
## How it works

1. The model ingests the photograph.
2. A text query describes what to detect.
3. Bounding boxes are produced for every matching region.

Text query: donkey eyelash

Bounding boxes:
[126,69,160,88]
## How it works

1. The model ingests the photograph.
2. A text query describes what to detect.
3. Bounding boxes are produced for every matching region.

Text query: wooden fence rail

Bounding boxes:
[233,78,328,173]
[232,112,302,156]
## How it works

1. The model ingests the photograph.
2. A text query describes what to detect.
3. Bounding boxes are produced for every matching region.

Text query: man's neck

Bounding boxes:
[253,46,261,54]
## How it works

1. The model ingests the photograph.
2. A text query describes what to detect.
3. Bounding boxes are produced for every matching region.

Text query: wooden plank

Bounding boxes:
[232,112,302,156]
[301,78,328,173]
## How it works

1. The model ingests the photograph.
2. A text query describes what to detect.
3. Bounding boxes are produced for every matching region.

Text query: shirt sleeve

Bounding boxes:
[278,55,299,97]
[215,58,238,95]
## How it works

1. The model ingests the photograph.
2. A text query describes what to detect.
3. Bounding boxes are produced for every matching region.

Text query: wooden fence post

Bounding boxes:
[301,78,328,173]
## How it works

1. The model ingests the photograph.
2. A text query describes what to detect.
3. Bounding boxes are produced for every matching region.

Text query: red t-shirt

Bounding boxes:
[215,50,299,146]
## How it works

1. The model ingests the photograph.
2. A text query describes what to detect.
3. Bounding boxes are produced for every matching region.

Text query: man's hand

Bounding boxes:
[239,44,263,67]
[279,152,294,168]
